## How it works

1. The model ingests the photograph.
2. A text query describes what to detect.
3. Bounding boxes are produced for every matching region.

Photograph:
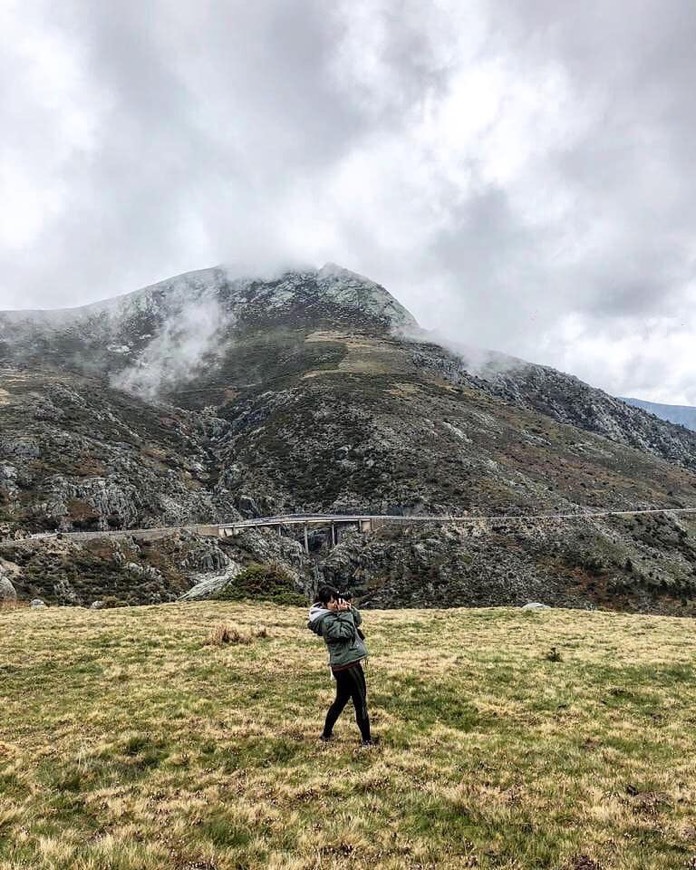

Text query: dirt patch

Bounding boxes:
[563,855,603,870]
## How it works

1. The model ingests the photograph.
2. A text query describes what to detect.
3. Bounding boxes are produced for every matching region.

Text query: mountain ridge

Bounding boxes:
[620,396,696,432]
[2,264,696,615]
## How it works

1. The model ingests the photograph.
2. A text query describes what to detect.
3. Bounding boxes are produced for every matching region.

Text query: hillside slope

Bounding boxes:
[2,265,696,613]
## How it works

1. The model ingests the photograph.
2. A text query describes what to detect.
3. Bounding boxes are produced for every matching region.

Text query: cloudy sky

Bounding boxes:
[1,0,695,403]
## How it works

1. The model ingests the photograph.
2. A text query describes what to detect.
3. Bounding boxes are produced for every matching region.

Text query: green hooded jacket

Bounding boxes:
[307,603,368,669]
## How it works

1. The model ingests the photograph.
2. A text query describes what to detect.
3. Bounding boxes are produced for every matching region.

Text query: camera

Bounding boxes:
[337,591,365,640]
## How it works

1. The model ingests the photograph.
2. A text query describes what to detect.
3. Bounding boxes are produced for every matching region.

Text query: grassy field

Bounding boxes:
[1,602,695,870]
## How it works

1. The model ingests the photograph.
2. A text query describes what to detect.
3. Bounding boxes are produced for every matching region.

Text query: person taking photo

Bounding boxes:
[307,585,378,746]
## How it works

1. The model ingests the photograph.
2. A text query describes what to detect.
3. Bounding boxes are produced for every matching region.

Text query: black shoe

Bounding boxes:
[320,734,333,742]
[360,736,380,747]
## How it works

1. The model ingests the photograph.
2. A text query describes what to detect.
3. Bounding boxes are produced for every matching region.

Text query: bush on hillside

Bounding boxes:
[217,562,306,605]
[101,596,128,609]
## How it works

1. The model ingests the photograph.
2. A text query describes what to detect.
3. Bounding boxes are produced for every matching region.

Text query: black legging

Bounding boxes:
[323,662,371,741]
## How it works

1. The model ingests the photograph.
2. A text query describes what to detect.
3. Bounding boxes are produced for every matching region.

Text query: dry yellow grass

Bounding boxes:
[0,601,25,612]
[1,602,695,869]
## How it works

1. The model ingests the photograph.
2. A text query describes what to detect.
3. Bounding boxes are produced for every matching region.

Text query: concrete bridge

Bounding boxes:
[212,513,381,552]
[207,507,696,553]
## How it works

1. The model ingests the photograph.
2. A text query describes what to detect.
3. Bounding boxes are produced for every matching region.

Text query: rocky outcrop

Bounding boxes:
[407,340,696,472]
[486,363,696,472]
[0,370,240,533]
[0,526,312,608]
[179,567,241,601]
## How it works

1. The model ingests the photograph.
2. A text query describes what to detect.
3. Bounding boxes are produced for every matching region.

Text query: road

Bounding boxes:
[4,504,696,547]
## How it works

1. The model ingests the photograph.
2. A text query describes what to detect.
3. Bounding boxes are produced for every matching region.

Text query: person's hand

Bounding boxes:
[337,600,351,612]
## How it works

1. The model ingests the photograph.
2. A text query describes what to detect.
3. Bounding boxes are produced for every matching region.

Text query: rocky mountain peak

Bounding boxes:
[0,262,416,329]
[0,264,418,379]
[315,263,417,331]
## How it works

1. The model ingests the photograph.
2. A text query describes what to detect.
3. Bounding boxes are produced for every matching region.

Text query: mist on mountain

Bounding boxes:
[111,297,230,401]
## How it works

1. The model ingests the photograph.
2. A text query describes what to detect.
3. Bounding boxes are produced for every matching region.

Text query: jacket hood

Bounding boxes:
[307,603,330,635]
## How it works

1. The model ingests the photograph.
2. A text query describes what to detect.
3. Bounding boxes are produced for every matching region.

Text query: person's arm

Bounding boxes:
[322,611,357,641]
[351,607,362,628]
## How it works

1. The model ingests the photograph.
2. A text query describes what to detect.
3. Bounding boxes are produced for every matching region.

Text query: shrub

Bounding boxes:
[101,596,128,609]
[207,623,251,646]
[217,562,306,605]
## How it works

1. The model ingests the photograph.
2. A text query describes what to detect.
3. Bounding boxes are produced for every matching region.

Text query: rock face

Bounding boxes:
[486,363,696,471]
[411,342,696,473]
[1,264,696,614]
[0,574,16,602]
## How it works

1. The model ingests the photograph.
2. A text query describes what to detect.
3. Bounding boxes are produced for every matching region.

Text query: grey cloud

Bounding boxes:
[2,0,696,403]
[1,1,373,306]
[423,186,551,341]
[483,0,696,317]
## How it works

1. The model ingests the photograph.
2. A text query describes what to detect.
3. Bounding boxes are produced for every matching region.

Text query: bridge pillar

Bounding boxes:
[360,519,372,533]
[331,524,336,547]
[303,524,309,554]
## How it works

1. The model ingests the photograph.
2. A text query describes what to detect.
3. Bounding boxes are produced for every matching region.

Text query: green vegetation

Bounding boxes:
[1,537,192,606]
[1,603,695,868]
[217,561,306,605]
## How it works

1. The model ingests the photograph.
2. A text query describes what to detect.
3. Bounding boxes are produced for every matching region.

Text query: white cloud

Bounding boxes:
[1,0,696,404]
[112,298,227,401]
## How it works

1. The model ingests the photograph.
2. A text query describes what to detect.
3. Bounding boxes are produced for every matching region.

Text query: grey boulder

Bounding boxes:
[0,576,17,602]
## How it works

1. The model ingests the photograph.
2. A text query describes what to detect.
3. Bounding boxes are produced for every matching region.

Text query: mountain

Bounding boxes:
[620,397,696,432]
[2,264,696,614]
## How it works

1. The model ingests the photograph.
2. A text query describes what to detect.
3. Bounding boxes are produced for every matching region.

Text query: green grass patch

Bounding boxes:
[1,603,696,868]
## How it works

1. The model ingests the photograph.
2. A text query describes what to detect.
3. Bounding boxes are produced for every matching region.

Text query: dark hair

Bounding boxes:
[317,585,340,605]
